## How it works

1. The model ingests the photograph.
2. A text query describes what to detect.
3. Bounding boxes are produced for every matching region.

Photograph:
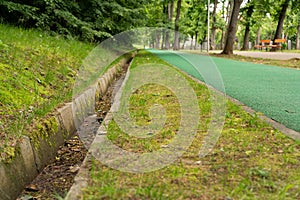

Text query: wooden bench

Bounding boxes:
[254,40,271,51]
[269,39,286,51]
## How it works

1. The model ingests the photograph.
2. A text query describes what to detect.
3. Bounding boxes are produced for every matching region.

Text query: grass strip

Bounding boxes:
[82,51,300,200]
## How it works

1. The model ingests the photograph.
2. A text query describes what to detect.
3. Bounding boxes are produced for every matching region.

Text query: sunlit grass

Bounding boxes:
[82,51,300,200]
[0,24,94,158]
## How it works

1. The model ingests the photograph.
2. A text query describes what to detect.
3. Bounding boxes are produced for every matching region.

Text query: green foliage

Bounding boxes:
[1,0,299,47]
[0,0,147,42]
[182,0,208,42]
[144,0,168,27]
[0,1,39,25]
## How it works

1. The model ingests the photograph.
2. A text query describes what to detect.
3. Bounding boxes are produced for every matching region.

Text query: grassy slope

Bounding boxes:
[82,51,300,200]
[0,24,94,158]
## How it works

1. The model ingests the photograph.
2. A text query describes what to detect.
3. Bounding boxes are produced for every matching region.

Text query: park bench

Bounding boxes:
[269,39,286,51]
[254,39,271,51]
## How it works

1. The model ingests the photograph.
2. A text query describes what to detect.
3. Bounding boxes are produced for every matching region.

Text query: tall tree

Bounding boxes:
[221,0,234,50]
[289,0,300,49]
[241,1,255,51]
[182,0,207,50]
[165,0,175,49]
[273,0,290,40]
[251,0,273,45]
[297,24,300,49]
[174,0,182,50]
[221,0,244,54]
[210,0,218,50]
[220,0,227,49]
[256,27,261,45]
[224,0,234,41]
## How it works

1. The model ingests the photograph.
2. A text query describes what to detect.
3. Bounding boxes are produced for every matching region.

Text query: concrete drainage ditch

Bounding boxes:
[0,53,135,200]
[65,55,132,200]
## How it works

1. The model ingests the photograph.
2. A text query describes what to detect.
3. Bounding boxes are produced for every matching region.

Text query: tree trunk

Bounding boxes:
[223,0,233,49]
[221,0,243,55]
[220,0,226,49]
[297,24,300,50]
[227,0,234,29]
[256,27,261,45]
[194,32,198,50]
[190,35,194,50]
[221,29,225,50]
[161,29,165,49]
[181,38,186,49]
[165,31,170,49]
[210,0,218,50]
[273,0,290,41]
[174,0,182,50]
[165,0,174,49]
[241,25,250,50]
[241,3,254,51]
[229,1,234,18]
[155,30,161,49]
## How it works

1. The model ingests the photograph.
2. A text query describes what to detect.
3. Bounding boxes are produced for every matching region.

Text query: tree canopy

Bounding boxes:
[0,0,147,42]
[1,0,300,52]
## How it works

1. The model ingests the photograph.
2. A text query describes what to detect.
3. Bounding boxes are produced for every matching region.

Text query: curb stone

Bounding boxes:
[0,55,133,200]
[65,56,132,200]
[0,136,38,200]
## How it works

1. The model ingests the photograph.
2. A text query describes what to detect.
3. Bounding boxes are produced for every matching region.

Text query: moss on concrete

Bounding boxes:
[29,116,59,148]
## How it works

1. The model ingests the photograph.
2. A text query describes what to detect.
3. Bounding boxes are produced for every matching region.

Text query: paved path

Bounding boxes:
[210,50,300,60]
[149,50,300,133]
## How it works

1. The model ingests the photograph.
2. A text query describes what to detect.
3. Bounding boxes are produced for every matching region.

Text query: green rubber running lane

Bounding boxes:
[148,49,300,133]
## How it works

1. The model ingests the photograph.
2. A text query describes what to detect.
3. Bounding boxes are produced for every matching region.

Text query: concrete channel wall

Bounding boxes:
[0,55,133,200]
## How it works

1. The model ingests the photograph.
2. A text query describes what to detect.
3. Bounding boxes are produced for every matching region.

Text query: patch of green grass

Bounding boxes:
[209,52,300,69]
[284,50,300,53]
[183,49,300,69]
[248,49,300,53]
[0,24,94,159]
[106,83,180,153]
[82,51,300,200]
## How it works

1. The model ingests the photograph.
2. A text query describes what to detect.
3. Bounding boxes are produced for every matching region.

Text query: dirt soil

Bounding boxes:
[17,63,129,200]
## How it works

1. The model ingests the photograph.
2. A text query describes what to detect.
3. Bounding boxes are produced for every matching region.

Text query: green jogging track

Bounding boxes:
[149,50,300,133]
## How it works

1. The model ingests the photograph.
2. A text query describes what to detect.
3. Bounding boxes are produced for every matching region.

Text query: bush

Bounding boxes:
[0,0,146,42]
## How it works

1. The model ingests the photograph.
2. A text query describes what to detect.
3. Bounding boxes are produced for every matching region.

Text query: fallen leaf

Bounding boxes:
[25,184,39,192]
[69,165,80,173]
